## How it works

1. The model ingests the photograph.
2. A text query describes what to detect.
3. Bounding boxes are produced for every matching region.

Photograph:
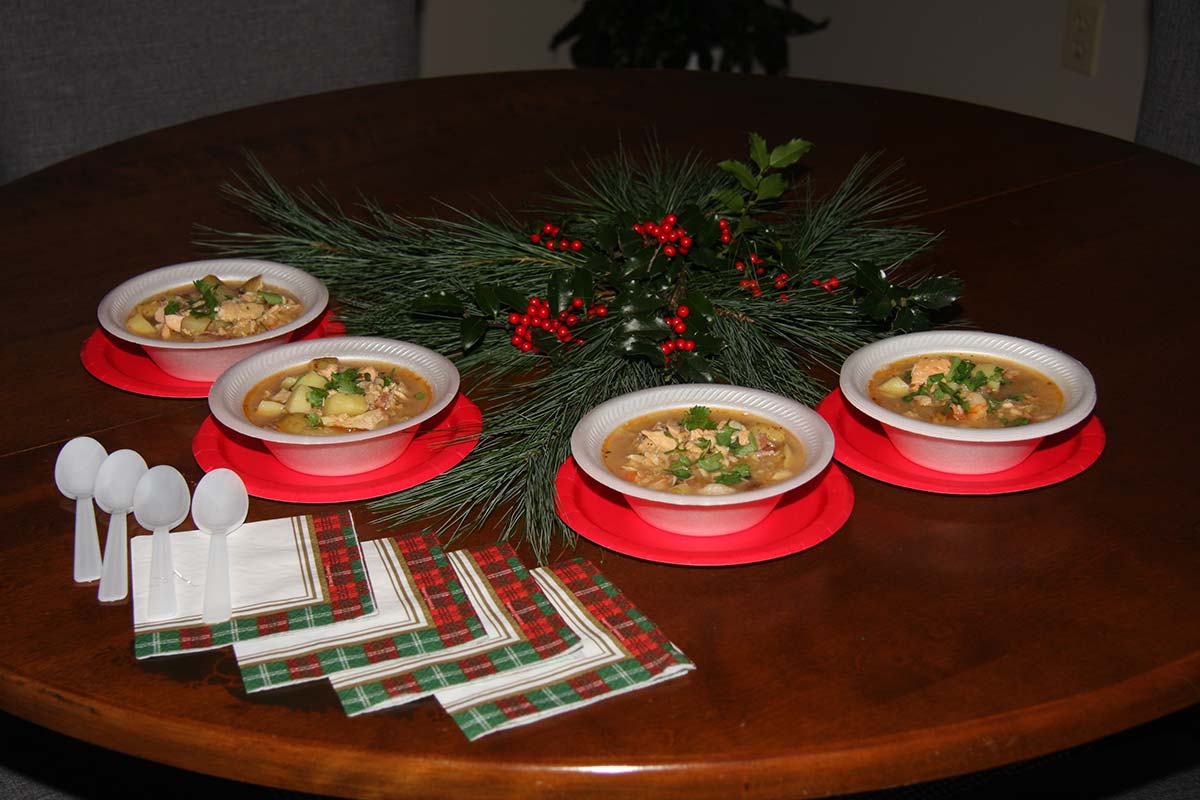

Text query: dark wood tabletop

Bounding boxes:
[2,70,1198,799]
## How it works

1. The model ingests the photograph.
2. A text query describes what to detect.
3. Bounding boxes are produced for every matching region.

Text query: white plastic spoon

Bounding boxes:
[54,437,108,583]
[192,469,248,624]
[94,450,148,602]
[133,465,191,620]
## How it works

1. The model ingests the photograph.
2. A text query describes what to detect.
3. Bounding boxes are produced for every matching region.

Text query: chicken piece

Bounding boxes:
[163,314,184,332]
[949,390,987,422]
[216,301,266,322]
[321,409,387,431]
[636,427,677,453]
[908,357,953,390]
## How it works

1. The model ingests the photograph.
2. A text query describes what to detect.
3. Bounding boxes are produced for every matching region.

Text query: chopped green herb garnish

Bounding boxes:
[714,465,752,484]
[714,425,736,448]
[192,279,220,315]
[1001,417,1031,426]
[257,289,283,305]
[696,454,724,472]
[730,431,758,457]
[380,372,394,387]
[306,387,329,407]
[414,392,426,399]
[163,300,180,316]
[681,406,719,430]
[325,368,365,395]
[305,413,321,428]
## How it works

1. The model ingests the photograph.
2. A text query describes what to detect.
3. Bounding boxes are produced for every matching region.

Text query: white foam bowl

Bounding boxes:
[208,336,460,476]
[571,384,835,536]
[839,331,1097,475]
[98,258,329,382]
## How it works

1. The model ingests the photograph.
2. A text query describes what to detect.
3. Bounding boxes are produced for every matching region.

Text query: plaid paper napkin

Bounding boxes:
[436,558,695,740]
[234,531,486,692]
[131,511,373,659]
[329,544,581,716]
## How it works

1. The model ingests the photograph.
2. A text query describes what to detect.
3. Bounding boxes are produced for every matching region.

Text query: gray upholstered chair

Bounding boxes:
[0,0,420,183]
[1136,0,1200,165]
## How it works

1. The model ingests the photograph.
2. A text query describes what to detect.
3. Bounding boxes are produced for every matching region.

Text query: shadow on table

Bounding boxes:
[2,705,1197,799]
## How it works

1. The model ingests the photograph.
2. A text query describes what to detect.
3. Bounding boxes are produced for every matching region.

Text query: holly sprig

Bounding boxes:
[202,133,961,562]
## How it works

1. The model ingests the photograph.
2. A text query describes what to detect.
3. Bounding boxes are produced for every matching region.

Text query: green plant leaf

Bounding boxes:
[768,137,813,168]
[548,270,572,314]
[679,353,717,383]
[852,261,892,295]
[472,283,500,316]
[570,269,594,306]
[411,291,463,316]
[493,285,528,311]
[909,275,964,309]
[683,290,717,325]
[714,187,746,214]
[690,332,724,355]
[460,316,487,352]
[718,159,758,191]
[756,173,787,201]
[749,132,770,171]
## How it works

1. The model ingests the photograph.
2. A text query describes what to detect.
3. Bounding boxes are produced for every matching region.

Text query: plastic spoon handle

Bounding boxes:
[147,527,177,620]
[73,496,102,583]
[97,512,128,602]
[201,534,231,624]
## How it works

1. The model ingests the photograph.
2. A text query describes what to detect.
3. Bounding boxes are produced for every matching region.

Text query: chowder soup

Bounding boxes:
[126,274,304,341]
[602,405,803,495]
[869,353,1062,428]
[243,357,431,436]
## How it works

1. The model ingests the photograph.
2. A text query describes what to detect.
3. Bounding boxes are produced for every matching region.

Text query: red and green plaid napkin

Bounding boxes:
[235,531,486,692]
[437,557,695,740]
[330,543,580,716]
[133,511,373,660]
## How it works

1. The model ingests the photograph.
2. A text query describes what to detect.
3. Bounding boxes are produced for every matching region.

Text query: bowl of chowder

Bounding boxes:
[208,337,459,476]
[98,258,328,382]
[571,384,835,536]
[839,331,1097,474]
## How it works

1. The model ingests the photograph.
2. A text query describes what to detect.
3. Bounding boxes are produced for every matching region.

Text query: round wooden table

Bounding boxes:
[3,71,1198,799]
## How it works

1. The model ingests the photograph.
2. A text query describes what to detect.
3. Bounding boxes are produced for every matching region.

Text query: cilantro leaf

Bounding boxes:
[306,387,329,407]
[714,426,735,447]
[325,368,365,395]
[305,413,321,428]
[257,289,283,306]
[731,431,758,457]
[696,454,724,472]
[163,300,180,316]
[714,465,752,484]
[681,406,718,430]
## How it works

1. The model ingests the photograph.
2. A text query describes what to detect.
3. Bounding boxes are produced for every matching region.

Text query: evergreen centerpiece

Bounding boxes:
[203,134,962,562]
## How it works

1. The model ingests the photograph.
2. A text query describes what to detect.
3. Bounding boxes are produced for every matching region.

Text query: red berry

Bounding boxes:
[564,314,578,326]
[739,279,752,287]
[571,297,584,308]
[551,226,561,235]
[515,325,529,337]
[756,267,765,275]
[507,312,521,325]
[679,236,693,249]
[718,218,729,228]
[660,341,674,354]
[664,213,678,227]
[510,335,523,347]
[676,305,690,318]
[537,307,550,319]
[557,239,567,250]
[750,253,761,264]
[811,279,821,285]
[595,305,608,317]
[720,232,732,243]
[779,294,790,302]
[683,339,696,351]
[570,239,583,251]
[663,245,677,257]
[530,233,541,244]
[542,223,554,234]
[828,277,840,288]
[672,321,687,334]
[778,273,789,281]
[545,240,556,250]
[519,341,534,352]
[632,224,643,234]
[751,287,763,297]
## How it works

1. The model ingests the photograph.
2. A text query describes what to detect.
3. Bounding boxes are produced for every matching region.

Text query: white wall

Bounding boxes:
[420,0,1150,140]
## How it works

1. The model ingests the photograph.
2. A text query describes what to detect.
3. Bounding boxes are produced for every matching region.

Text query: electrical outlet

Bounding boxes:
[1062,0,1104,76]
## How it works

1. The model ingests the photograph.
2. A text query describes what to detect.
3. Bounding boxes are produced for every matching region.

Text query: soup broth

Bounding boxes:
[869,352,1063,428]
[244,357,431,436]
[126,274,303,341]
[602,405,803,495]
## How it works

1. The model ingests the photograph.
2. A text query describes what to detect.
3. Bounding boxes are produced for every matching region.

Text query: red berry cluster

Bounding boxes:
[529,223,582,252]
[735,253,789,299]
[811,276,840,292]
[632,213,693,258]
[659,305,696,357]
[506,296,606,353]
[718,217,733,244]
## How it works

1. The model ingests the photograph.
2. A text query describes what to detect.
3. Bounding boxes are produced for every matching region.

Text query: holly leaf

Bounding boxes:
[756,173,787,202]
[908,274,964,309]
[583,252,610,275]
[612,335,666,362]
[851,261,892,296]
[595,221,618,251]
[768,137,813,168]
[493,285,528,311]
[713,187,746,214]
[411,291,464,316]
[570,269,593,307]
[529,328,561,358]
[893,305,933,332]
[690,332,724,356]
[678,353,718,383]
[616,313,670,334]
[460,316,487,352]
[547,270,572,314]
[718,159,757,192]
[472,283,500,316]
[749,132,770,171]
[683,290,717,326]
